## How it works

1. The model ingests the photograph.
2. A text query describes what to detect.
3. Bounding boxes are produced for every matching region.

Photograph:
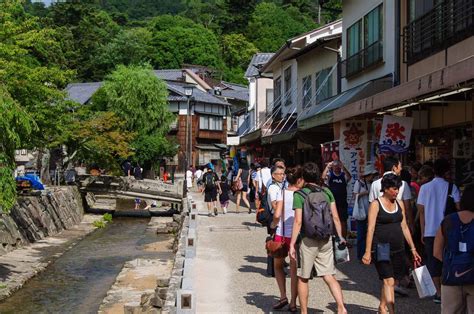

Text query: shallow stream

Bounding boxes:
[0,218,173,314]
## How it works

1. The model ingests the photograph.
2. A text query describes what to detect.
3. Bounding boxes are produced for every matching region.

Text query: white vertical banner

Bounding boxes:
[339,120,368,204]
[379,115,414,153]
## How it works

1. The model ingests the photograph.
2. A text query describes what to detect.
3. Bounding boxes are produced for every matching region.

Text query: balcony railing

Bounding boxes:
[404,0,474,65]
[341,40,383,78]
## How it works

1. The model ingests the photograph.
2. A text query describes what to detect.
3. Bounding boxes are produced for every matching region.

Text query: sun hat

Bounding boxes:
[363,165,378,176]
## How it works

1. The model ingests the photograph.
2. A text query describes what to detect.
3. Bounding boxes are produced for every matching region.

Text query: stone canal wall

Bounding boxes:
[0,186,84,256]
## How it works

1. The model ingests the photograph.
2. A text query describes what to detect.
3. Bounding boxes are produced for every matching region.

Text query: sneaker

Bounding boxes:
[214,207,218,216]
[208,212,213,217]
[433,295,441,304]
[223,208,227,214]
[394,285,409,297]
[248,208,252,214]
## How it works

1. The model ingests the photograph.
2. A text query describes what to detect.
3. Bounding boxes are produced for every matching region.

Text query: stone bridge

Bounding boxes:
[76,175,186,215]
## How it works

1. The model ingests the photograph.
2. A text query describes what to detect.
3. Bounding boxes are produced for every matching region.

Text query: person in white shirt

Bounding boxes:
[194,167,203,183]
[417,158,461,303]
[186,166,193,191]
[257,162,272,193]
[269,166,303,312]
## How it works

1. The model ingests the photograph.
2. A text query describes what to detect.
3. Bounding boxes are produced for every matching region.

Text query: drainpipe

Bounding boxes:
[394,0,401,86]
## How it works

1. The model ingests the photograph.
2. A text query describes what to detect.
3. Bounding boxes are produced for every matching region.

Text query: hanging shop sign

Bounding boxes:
[321,141,340,165]
[340,120,368,191]
[453,139,473,159]
[379,115,414,153]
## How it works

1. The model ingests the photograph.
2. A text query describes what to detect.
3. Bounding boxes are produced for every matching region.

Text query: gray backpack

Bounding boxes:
[296,185,334,240]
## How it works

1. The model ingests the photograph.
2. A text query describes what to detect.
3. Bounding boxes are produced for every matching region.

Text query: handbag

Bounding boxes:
[352,180,367,221]
[412,261,437,298]
[232,177,243,191]
[376,243,391,262]
[265,189,288,258]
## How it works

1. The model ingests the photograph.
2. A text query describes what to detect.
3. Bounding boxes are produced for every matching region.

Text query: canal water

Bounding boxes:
[0,218,174,314]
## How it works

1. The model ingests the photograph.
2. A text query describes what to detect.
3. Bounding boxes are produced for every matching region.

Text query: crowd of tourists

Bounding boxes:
[187,156,473,314]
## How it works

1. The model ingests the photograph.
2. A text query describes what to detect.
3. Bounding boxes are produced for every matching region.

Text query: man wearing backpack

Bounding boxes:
[289,162,347,314]
[418,158,461,304]
[201,166,221,217]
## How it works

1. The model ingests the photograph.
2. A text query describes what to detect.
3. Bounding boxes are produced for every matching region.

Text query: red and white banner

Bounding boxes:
[339,120,368,199]
[379,115,414,153]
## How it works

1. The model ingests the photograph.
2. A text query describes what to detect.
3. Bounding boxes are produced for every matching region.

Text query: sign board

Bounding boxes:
[379,115,414,153]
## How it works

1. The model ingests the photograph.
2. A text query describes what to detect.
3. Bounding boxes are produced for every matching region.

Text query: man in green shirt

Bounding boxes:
[289,162,347,314]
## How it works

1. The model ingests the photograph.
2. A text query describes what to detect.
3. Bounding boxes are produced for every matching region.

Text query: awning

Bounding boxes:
[214,143,228,150]
[240,129,262,145]
[334,56,474,122]
[261,130,297,145]
[298,77,392,130]
[195,145,222,151]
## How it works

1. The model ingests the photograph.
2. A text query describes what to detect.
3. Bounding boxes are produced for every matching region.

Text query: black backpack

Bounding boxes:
[256,182,276,226]
[204,173,216,190]
[444,183,456,216]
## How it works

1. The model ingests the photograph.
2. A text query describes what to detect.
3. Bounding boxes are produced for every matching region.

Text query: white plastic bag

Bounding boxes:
[352,194,366,220]
[412,264,437,298]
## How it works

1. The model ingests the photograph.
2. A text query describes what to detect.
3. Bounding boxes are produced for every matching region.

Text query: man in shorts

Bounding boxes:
[289,162,347,314]
[201,167,221,217]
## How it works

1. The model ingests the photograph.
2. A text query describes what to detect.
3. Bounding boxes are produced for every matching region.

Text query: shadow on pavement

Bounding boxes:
[326,302,377,313]
[242,221,262,228]
[238,264,267,276]
[244,255,267,264]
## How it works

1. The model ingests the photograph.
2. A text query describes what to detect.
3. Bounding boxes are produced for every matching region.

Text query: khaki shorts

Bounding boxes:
[441,284,474,314]
[297,236,335,279]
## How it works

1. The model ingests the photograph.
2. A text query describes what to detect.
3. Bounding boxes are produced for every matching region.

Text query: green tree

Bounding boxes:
[221,33,257,84]
[61,108,135,172]
[92,64,176,171]
[220,0,257,34]
[0,86,35,212]
[91,27,154,78]
[246,3,316,52]
[148,15,224,71]
[47,2,120,80]
[0,0,73,162]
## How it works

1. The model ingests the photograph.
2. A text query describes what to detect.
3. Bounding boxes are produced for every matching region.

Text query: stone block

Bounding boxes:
[141,292,154,306]
[151,295,165,308]
[176,289,194,313]
[156,287,168,299]
[157,277,170,288]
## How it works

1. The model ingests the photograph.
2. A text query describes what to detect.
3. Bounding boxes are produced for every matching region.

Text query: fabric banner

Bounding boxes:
[339,120,368,203]
[379,115,414,153]
[321,141,340,165]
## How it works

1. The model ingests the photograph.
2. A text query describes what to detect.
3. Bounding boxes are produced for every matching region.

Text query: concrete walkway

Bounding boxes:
[190,191,440,313]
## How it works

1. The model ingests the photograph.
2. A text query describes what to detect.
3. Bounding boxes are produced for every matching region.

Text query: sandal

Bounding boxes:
[288,304,297,312]
[272,297,288,310]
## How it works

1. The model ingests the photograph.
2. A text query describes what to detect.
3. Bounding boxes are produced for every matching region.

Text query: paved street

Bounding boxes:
[190,191,440,313]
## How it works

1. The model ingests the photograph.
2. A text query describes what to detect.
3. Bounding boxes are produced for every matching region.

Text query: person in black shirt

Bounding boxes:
[323,160,351,239]
[202,167,221,217]
[218,175,230,214]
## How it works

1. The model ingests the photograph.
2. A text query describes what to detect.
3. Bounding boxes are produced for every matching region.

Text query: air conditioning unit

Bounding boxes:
[213,87,222,96]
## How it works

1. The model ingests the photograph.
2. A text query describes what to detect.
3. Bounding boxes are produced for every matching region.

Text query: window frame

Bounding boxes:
[284,66,292,106]
[302,75,312,108]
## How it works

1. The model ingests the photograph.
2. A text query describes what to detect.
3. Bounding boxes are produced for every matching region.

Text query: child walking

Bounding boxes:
[219,175,230,214]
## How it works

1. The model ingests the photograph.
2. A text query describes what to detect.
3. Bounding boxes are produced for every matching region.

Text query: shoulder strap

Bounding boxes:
[448,182,453,195]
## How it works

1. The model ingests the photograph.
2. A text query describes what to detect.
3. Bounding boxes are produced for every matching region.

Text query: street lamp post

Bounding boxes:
[184,85,194,169]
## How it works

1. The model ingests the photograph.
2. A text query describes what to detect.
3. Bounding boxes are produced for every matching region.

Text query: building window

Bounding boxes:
[404,0,473,64]
[284,67,292,106]
[199,116,223,131]
[266,88,273,112]
[315,68,333,103]
[273,77,282,118]
[302,75,312,108]
[343,4,384,78]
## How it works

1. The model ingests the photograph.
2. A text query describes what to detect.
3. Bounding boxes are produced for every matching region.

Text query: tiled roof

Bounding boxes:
[65,82,103,105]
[221,89,248,102]
[167,82,230,105]
[244,53,275,78]
[153,69,185,81]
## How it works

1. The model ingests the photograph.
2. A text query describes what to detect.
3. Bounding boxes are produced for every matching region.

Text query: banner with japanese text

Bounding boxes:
[339,120,368,205]
[379,115,414,153]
